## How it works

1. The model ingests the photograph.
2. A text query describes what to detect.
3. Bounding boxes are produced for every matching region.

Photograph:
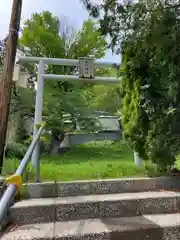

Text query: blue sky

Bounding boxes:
[0,0,120,62]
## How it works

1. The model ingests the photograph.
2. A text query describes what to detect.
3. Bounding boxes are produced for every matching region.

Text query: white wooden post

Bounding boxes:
[134,151,142,167]
[31,60,45,182]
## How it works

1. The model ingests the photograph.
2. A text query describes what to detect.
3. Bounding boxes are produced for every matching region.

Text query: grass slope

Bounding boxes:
[3,140,158,181]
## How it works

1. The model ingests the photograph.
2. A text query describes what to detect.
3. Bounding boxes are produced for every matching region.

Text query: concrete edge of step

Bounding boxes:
[9,191,180,224]
[21,176,180,199]
[2,214,180,240]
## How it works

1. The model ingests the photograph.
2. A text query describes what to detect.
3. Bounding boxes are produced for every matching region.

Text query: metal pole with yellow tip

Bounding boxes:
[0,125,44,224]
[5,175,22,195]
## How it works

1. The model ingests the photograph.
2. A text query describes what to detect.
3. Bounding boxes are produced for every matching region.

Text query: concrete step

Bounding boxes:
[22,176,180,198]
[2,213,180,240]
[9,191,180,224]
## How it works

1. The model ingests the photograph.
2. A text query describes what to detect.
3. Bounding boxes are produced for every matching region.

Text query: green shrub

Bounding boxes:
[5,142,28,159]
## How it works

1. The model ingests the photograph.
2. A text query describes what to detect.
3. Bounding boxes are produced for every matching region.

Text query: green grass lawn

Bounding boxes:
[2,140,159,182]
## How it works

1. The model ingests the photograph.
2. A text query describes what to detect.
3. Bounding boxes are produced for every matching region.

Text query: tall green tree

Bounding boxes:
[82,0,180,170]
[20,11,107,153]
[85,69,121,114]
[0,37,35,145]
[0,38,7,70]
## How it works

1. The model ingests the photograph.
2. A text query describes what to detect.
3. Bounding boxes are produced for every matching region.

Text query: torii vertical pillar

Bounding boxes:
[31,60,44,182]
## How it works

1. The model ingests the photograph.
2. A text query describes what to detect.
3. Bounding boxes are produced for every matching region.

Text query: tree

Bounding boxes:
[85,69,121,114]
[9,86,35,141]
[0,37,34,145]
[20,11,107,153]
[82,0,180,170]
[0,37,7,71]
[81,0,180,48]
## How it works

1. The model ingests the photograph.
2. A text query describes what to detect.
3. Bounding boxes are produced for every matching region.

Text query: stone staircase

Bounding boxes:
[2,177,180,239]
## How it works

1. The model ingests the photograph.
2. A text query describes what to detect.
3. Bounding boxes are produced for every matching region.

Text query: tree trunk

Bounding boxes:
[51,133,65,155]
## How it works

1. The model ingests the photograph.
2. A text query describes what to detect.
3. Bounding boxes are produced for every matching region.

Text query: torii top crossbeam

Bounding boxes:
[16,56,121,84]
[16,56,121,69]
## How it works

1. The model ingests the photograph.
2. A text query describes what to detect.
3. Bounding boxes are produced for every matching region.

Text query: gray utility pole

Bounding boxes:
[0,0,23,174]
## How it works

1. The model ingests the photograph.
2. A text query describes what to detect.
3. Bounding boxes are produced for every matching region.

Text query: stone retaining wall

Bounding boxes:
[60,131,122,148]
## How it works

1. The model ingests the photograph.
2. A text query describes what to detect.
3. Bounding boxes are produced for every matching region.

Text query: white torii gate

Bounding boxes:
[16,56,142,181]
